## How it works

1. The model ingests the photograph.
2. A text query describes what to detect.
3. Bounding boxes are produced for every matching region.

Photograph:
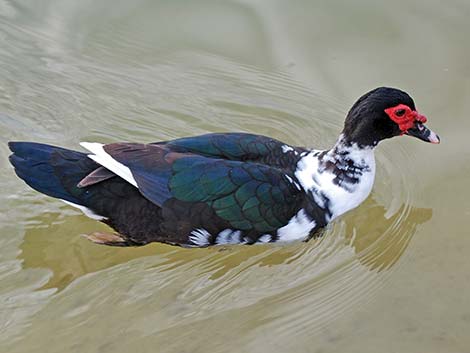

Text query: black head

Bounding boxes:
[342,87,440,147]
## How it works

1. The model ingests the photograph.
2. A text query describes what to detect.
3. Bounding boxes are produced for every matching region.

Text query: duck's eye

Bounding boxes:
[395,109,406,117]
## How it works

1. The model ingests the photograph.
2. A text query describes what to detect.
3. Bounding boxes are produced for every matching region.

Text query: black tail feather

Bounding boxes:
[8,142,94,204]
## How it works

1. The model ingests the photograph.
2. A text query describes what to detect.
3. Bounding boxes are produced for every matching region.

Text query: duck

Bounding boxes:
[8,87,440,247]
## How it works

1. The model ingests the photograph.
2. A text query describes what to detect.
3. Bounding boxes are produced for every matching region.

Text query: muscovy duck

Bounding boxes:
[8,87,439,247]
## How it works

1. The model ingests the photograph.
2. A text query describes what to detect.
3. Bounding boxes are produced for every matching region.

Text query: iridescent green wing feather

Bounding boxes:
[156,133,288,162]
[169,156,302,233]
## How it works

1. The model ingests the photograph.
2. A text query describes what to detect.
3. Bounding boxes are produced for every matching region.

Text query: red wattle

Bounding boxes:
[384,104,427,132]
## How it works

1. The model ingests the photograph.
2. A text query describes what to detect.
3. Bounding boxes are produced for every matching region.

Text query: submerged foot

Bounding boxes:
[81,232,127,246]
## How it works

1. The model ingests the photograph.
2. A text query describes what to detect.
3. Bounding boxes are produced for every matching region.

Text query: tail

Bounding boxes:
[8,142,95,204]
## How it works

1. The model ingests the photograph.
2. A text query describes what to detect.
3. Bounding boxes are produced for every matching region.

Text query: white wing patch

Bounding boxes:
[256,234,271,243]
[281,145,299,156]
[61,199,107,221]
[281,145,294,153]
[216,229,242,245]
[277,209,316,242]
[189,228,211,247]
[80,142,138,188]
[295,151,321,191]
[284,174,301,191]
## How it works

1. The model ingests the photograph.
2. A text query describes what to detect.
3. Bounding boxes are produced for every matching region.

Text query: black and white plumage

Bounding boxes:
[8,87,440,247]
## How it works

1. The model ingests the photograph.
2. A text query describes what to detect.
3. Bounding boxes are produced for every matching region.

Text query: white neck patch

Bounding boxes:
[294,138,376,220]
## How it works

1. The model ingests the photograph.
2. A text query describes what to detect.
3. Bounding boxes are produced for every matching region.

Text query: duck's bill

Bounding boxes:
[405,123,440,144]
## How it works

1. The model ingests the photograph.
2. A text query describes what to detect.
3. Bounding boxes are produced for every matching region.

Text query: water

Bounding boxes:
[1,1,469,352]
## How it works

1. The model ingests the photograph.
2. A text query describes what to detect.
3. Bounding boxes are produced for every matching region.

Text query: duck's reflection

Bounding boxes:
[20,197,432,290]
[19,212,175,290]
[342,197,432,271]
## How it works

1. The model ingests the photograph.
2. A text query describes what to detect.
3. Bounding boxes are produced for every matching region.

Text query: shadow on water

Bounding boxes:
[19,197,432,291]
[343,198,432,271]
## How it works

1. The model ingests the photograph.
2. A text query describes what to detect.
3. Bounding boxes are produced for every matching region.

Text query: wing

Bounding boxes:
[155,133,307,168]
[80,142,176,206]
[168,155,303,232]
[80,142,303,233]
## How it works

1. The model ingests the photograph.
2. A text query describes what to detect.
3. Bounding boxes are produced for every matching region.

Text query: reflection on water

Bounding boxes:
[19,213,174,290]
[344,200,432,271]
[8,199,434,353]
[20,199,432,291]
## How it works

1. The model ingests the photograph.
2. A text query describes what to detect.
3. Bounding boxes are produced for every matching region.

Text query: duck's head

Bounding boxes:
[342,87,440,147]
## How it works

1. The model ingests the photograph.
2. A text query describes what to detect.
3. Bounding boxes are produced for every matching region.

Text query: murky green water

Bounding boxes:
[1,1,469,352]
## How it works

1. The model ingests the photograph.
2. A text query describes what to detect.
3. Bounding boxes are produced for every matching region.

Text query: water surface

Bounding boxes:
[1,1,469,352]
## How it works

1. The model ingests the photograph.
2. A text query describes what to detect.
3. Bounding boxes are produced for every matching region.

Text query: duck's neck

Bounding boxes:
[295,134,376,221]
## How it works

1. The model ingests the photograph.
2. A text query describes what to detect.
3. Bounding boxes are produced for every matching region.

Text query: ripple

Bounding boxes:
[1,6,435,350]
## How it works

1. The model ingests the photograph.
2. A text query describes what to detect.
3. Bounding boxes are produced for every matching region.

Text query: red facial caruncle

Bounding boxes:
[384,104,427,134]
